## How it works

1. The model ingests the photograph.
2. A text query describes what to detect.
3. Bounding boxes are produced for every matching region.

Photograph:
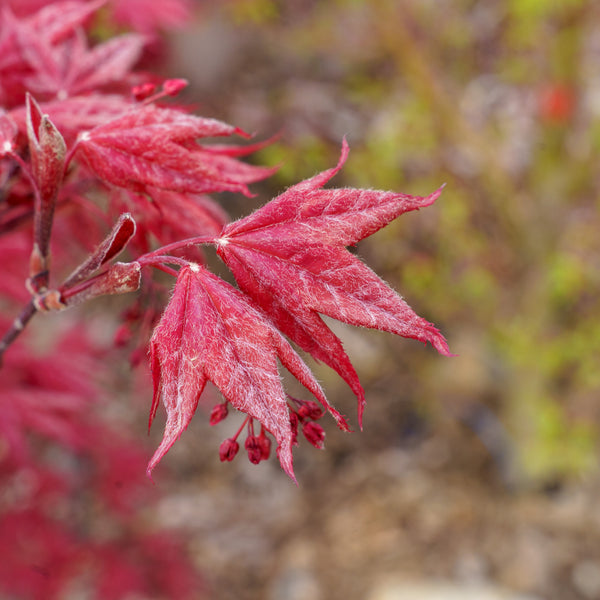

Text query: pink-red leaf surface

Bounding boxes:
[123,188,229,252]
[76,104,273,196]
[148,264,348,480]
[0,2,138,104]
[217,140,450,426]
[24,1,104,44]
[7,94,134,147]
[109,0,192,34]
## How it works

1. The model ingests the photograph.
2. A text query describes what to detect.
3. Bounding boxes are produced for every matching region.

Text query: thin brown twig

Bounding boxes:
[0,299,37,367]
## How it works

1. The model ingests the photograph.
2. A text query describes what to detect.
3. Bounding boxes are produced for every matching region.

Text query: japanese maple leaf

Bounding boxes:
[0,1,102,70]
[7,95,133,150]
[148,263,349,480]
[216,139,450,426]
[26,95,134,146]
[15,18,144,99]
[75,104,275,196]
[0,1,117,105]
[0,323,102,462]
[22,1,104,42]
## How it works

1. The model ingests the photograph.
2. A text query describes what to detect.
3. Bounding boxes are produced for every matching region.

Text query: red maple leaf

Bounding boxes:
[7,94,134,148]
[216,139,450,425]
[0,322,102,463]
[75,104,274,196]
[148,263,349,480]
[117,188,229,252]
[17,22,144,114]
[0,1,116,106]
[22,1,104,43]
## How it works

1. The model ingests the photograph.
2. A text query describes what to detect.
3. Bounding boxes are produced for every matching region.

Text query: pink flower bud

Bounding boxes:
[114,323,133,347]
[129,347,144,368]
[209,402,228,426]
[302,422,325,450]
[219,438,239,462]
[257,430,271,460]
[244,436,263,464]
[297,400,324,421]
[539,83,575,124]
[163,78,188,96]
[289,411,299,446]
[132,83,157,101]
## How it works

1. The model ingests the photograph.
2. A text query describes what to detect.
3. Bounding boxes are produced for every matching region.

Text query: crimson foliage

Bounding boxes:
[1,0,449,479]
[0,0,448,595]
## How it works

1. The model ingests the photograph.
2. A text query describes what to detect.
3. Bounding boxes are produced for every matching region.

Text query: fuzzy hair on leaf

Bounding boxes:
[148,263,350,481]
[217,139,450,427]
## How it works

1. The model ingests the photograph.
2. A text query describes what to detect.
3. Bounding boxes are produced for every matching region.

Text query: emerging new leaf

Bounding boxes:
[62,213,137,289]
[2,0,142,101]
[58,262,142,309]
[26,94,66,291]
[217,139,450,426]
[148,264,349,480]
[26,94,66,208]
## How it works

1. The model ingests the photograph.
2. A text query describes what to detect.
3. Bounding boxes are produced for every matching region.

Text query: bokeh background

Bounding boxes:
[146,1,600,599]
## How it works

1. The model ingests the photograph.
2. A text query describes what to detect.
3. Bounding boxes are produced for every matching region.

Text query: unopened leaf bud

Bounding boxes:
[60,262,141,307]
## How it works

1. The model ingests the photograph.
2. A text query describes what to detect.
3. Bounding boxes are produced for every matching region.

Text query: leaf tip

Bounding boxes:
[145,464,156,484]
[234,126,252,140]
[339,136,350,167]
[356,397,366,431]
[418,184,446,209]
[276,442,297,484]
[426,327,452,357]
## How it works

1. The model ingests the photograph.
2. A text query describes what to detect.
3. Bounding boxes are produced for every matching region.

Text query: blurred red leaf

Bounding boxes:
[539,82,576,123]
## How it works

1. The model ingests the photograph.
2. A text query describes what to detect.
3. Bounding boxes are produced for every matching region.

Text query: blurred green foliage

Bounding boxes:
[214,0,600,484]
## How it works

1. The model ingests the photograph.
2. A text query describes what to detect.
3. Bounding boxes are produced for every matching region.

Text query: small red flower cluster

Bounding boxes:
[210,395,328,468]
